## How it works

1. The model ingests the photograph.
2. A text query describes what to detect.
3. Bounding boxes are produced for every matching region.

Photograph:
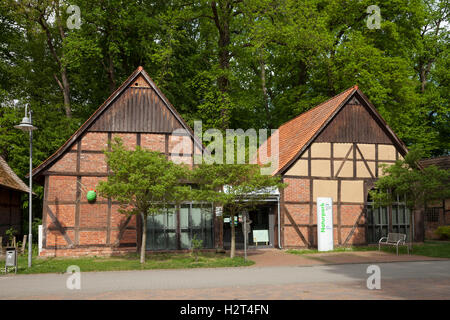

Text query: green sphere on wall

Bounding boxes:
[87,190,97,202]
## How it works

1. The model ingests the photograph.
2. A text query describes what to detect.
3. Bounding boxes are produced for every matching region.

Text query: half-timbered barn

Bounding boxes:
[256,85,424,249]
[32,67,212,257]
[32,66,423,257]
[0,156,29,245]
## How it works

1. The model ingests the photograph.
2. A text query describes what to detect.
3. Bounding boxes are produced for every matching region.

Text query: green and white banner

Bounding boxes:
[317,197,334,251]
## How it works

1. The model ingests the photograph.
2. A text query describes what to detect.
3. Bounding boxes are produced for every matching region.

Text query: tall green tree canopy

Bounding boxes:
[0,0,448,203]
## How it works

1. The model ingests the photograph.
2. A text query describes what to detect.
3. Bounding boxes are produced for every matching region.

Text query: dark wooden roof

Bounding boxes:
[31,67,204,179]
[420,155,450,170]
[0,156,29,193]
[88,86,184,133]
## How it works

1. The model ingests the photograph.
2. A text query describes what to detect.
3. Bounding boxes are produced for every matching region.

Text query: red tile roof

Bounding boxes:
[258,85,360,175]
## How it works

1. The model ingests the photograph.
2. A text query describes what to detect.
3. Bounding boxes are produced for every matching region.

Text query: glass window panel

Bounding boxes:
[203,207,213,227]
[167,232,177,249]
[399,208,405,224]
[153,213,165,229]
[375,227,381,242]
[167,208,176,229]
[367,208,373,224]
[191,206,202,228]
[204,230,213,248]
[154,231,166,250]
[367,228,373,243]
[147,216,154,232]
[392,206,398,224]
[146,232,154,250]
[382,207,388,225]
[374,208,380,224]
[180,205,190,229]
[180,232,190,249]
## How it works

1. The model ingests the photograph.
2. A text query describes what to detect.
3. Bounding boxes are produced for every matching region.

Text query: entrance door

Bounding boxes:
[223,204,275,249]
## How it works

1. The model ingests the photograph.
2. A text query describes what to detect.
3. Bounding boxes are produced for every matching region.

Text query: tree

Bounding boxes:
[7,0,75,117]
[191,163,285,258]
[369,148,450,248]
[96,138,191,263]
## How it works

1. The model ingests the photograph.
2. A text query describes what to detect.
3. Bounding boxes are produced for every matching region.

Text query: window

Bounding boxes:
[146,207,177,250]
[366,206,389,244]
[426,208,440,222]
[146,203,214,250]
[180,203,214,249]
[366,193,411,243]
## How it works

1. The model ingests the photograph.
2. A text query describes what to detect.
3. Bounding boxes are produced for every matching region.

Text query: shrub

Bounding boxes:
[5,227,17,246]
[435,226,450,240]
[191,235,204,262]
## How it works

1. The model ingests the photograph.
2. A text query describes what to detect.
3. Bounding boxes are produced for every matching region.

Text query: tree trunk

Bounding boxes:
[230,213,235,258]
[61,69,72,118]
[56,2,72,118]
[211,1,232,130]
[107,55,116,94]
[140,212,147,264]
[37,5,72,118]
[259,54,271,128]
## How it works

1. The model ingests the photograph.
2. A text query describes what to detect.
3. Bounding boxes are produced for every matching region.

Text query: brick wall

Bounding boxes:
[41,130,197,257]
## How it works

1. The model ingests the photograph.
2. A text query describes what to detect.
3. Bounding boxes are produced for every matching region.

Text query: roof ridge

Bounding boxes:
[278,85,357,129]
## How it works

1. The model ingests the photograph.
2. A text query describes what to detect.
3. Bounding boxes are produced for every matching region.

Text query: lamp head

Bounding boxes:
[14,116,37,132]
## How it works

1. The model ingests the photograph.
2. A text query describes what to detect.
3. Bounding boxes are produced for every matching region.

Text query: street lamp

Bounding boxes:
[14,106,37,268]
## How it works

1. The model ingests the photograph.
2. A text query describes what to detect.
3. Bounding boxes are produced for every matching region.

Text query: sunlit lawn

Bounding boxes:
[3,250,253,274]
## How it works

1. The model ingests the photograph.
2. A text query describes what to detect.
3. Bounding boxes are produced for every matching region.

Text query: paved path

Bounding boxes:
[242,249,446,267]
[1,261,449,299]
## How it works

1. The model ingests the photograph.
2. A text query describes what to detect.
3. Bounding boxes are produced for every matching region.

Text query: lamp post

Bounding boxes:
[14,106,37,268]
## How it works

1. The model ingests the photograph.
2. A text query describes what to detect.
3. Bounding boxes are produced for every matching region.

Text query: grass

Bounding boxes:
[286,246,377,255]
[286,240,450,258]
[2,250,254,275]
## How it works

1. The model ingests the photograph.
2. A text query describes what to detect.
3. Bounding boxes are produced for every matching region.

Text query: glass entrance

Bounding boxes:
[223,204,275,249]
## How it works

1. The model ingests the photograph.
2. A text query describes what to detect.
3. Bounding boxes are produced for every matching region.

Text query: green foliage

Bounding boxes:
[5,227,17,245]
[0,0,448,234]
[370,147,450,210]
[435,226,450,240]
[191,234,204,262]
[22,217,42,244]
